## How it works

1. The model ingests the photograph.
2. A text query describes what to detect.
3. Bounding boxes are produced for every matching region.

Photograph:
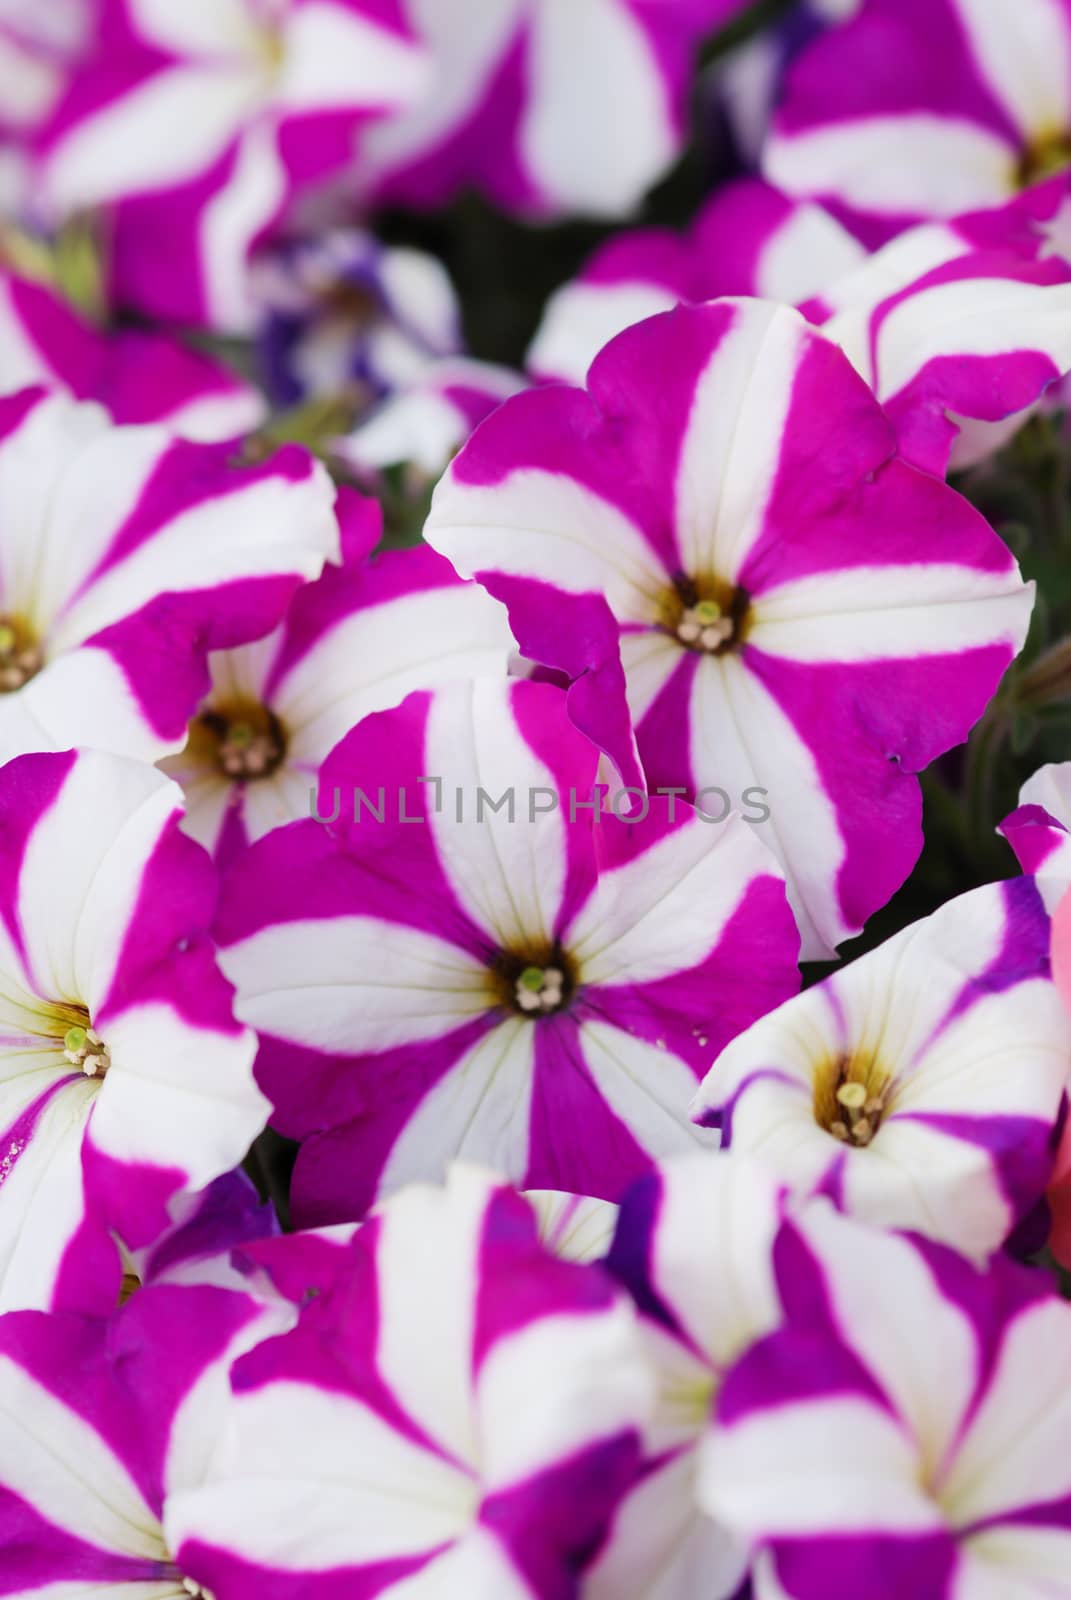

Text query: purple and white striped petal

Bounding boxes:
[166,1163,655,1600]
[159,537,515,864]
[254,226,464,409]
[702,1201,1071,1600]
[585,1153,784,1600]
[427,298,1032,957]
[693,876,1071,1257]
[38,0,429,329]
[821,220,1071,473]
[0,388,340,766]
[0,1279,289,1597]
[765,0,1071,245]
[217,677,798,1220]
[0,749,268,1313]
[0,269,267,438]
[361,0,740,222]
[336,357,525,479]
[527,180,865,387]
[1000,761,1071,912]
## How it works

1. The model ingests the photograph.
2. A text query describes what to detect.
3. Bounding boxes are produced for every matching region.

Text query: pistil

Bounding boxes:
[515,965,566,1014]
[63,1023,111,1079]
[829,1079,891,1147]
[676,600,735,652]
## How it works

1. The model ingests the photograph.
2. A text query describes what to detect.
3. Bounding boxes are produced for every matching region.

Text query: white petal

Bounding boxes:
[578,1019,714,1160]
[753,203,867,305]
[688,655,846,958]
[675,301,803,584]
[168,1383,474,1571]
[866,276,1071,409]
[765,116,1017,220]
[569,812,783,988]
[0,1352,165,1558]
[221,917,492,1054]
[752,563,1032,663]
[15,753,181,1009]
[0,393,115,629]
[42,66,262,213]
[476,1304,655,1490]
[424,680,566,949]
[275,2,428,114]
[952,0,1071,143]
[791,1205,977,1482]
[699,1395,939,1537]
[620,629,688,725]
[360,0,524,182]
[1020,761,1071,827]
[373,1164,498,1467]
[941,1298,1071,1525]
[52,457,339,651]
[88,1002,265,1192]
[585,1449,748,1600]
[124,0,258,57]
[524,1189,618,1263]
[0,1077,95,1314]
[427,468,668,624]
[277,585,513,768]
[646,1154,782,1374]
[522,0,675,215]
[528,280,680,386]
[198,122,290,332]
[378,1020,536,1196]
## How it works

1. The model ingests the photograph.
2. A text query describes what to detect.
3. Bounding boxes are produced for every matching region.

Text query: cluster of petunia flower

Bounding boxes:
[7,1,1071,1598]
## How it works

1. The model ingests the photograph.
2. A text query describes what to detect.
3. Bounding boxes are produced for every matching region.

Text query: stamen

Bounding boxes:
[0,615,42,691]
[194,702,287,781]
[62,1021,111,1079]
[836,1082,867,1110]
[676,604,735,653]
[513,964,567,1016]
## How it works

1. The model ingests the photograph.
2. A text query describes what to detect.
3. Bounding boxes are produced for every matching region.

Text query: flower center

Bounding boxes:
[62,1020,111,1079]
[181,1581,214,1600]
[0,616,42,691]
[491,948,576,1018]
[1019,130,1071,188]
[192,699,287,781]
[662,577,751,656]
[813,1052,892,1148]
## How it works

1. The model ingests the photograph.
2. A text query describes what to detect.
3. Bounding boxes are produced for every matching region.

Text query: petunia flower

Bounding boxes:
[0,386,341,766]
[1000,759,1071,912]
[1001,764,1071,1272]
[703,1199,1071,1600]
[764,0,1071,247]
[357,0,748,222]
[165,1163,657,1599]
[529,182,1071,478]
[0,0,90,214]
[692,876,1071,1259]
[0,749,270,1314]
[335,356,526,481]
[36,0,430,329]
[254,225,463,411]
[0,1279,290,1598]
[526,179,865,385]
[159,529,515,866]
[426,299,1033,956]
[0,265,267,438]
[587,1153,784,1600]
[216,677,800,1222]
